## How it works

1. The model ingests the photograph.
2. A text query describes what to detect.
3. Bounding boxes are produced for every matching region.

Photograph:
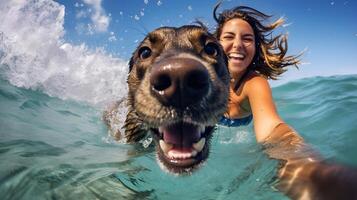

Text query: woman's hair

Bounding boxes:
[213,3,301,80]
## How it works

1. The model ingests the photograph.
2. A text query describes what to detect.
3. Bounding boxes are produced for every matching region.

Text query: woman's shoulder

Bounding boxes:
[244,71,271,94]
[245,71,269,86]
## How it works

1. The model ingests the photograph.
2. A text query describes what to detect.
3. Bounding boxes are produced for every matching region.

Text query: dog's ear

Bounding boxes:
[128,56,134,73]
[223,53,228,67]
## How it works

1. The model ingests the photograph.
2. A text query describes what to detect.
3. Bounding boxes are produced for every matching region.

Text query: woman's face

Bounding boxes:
[219,18,256,77]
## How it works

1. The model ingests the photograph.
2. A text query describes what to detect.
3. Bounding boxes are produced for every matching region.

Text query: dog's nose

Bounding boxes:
[150,57,210,108]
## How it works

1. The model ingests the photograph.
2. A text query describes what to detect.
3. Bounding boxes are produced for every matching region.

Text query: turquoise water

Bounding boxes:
[1,75,357,199]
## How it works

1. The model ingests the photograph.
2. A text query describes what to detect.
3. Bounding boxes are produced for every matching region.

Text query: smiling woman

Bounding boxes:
[213,4,300,140]
[213,3,357,199]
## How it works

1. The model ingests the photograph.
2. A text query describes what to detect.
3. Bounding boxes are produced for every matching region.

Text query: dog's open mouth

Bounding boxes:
[151,122,214,172]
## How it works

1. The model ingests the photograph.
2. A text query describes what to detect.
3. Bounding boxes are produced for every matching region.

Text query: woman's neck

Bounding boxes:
[230,71,246,87]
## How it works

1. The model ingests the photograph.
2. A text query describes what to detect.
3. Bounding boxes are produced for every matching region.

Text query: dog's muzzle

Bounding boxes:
[150,57,210,108]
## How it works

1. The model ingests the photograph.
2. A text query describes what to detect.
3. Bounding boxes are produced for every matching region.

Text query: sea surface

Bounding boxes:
[1,74,357,200]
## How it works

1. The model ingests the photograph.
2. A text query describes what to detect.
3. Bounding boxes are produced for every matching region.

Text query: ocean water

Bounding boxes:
[1,74,357,199]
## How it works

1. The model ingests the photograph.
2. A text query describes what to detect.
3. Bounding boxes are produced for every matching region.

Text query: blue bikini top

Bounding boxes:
[218,115,253,127]
[219,69,254,127]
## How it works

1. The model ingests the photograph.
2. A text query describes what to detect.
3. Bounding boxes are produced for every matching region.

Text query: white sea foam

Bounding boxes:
[216,126,252,144]
[0,0,128,107]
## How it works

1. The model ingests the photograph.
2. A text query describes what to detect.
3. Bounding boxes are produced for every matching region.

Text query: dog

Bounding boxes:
[104,24,230,174]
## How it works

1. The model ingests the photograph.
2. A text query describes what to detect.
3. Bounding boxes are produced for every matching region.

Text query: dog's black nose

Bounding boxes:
[150,57,210,108]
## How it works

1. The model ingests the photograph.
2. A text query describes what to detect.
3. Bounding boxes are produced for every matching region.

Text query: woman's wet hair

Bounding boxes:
[213,2,301,80]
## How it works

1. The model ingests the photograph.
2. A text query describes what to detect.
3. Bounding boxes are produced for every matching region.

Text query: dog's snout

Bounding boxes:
[150,57,210,107]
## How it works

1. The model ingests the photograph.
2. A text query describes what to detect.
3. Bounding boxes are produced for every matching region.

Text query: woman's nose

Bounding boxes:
[232,38,242,49]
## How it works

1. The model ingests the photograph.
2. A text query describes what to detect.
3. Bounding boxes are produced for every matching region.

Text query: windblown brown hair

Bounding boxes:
[213,2,301,80]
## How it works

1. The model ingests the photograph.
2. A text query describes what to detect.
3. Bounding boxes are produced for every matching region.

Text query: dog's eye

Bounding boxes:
[204,42,219,57]
[138,46,152,60]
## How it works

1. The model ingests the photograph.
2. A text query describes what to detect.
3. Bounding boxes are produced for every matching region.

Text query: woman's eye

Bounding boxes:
[138,46,152,60]
[244,37,253,42]
[242,37,254,47]
[204,42,219,56]
[222,36,234,40]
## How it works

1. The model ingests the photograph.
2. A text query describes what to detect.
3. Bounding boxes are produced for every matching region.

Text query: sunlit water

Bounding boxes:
[1,75,357,199]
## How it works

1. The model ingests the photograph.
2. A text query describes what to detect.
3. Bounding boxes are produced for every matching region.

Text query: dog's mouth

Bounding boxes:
[151,122,214,173]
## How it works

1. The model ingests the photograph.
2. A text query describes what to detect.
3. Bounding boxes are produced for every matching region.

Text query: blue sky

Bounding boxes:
[55,0,357,83]
[1,0,356,88]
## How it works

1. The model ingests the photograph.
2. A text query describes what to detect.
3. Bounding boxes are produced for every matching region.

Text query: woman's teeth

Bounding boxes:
[229,52,245,59]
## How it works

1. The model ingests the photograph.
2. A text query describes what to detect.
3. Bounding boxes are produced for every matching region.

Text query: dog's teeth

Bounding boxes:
[159,140,173,153]
[192,138,206,152]
[168,149,198,159]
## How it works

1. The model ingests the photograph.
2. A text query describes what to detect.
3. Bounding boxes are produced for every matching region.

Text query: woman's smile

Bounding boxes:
[219,18,256,76]
[227,52,246,63]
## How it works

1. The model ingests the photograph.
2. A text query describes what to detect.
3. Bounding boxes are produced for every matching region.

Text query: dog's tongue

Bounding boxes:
[162,123,201,147]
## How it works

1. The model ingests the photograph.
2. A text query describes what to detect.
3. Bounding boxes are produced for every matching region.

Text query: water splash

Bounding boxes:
[0,0,128,107]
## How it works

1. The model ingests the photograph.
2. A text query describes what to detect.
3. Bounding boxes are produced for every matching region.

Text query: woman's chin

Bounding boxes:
[229,63,249,74]
[229,67,248,77]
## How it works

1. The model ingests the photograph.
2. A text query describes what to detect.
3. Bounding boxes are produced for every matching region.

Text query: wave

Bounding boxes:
[273,74,357,165]
[0,0,128,107]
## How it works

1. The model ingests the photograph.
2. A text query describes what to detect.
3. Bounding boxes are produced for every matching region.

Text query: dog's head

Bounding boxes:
[126,25,229,174]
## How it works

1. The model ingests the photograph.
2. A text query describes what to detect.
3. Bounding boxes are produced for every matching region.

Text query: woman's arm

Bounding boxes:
[245,76,357,199]
[264,123,357,199]
[245,75,283,142]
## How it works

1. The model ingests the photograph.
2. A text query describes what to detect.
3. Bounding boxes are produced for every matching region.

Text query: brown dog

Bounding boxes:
[104,24,230,174]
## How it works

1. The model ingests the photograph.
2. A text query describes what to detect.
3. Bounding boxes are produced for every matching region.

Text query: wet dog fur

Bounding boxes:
[104,24,230,174]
